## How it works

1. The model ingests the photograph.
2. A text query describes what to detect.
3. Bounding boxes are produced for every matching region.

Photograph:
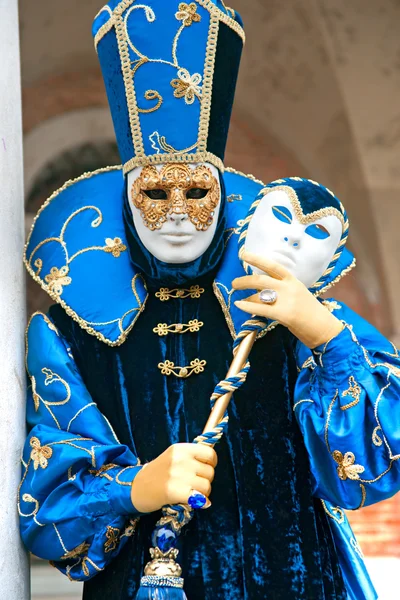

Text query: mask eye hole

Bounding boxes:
[305,223,331,240]
[144,189,168,200]
[272,205,292,224]
[186,188,208,200]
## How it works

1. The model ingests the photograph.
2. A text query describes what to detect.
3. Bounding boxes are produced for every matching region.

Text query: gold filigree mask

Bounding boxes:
[131,163,220,231]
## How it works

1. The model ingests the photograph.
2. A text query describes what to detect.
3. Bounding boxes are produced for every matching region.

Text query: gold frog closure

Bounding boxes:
[153,320,204,336]
[155,285,205,301]
[158,359,207,378]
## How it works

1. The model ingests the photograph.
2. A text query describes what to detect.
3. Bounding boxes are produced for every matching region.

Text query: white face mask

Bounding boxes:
[127,162,221,264]
[244,189,343,288]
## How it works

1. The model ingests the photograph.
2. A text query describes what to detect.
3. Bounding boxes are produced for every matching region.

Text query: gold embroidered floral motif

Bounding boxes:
[333,451,365,481]
[44,266,72,297]
[103,237,127,258]
[158,359,207,378]
[153,320,204,336]
[156,285,205,301]
[30,437,53,470]
[105,526,120,553]
[62,542,90,560]
[341,376,362,411]
[171,68,202,104]
[176,3,201,26]
[131,163,219,231]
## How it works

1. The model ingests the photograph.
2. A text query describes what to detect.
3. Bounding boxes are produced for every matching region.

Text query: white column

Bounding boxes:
[0,1,30,598]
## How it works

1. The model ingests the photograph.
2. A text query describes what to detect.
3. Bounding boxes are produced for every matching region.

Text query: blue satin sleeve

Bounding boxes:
[294,300,400,510]
[19,312,143,581]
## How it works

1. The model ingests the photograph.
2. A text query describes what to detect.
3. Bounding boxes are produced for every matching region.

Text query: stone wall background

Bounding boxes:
[20,0,400,560]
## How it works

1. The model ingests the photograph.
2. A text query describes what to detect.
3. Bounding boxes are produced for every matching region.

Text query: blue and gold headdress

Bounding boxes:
[93,1,244,174]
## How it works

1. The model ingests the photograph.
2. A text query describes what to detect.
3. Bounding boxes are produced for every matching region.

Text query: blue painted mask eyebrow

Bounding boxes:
[272,205,292,224]
[305,223,331,240]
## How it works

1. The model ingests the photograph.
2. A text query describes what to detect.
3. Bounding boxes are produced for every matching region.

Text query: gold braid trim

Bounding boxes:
[94,9,115,50]
[198,15,219,152]
[114,5,145,158]
[123,151,224,175]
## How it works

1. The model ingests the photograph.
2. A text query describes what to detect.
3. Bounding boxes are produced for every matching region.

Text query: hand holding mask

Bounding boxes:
[232,179,352,348]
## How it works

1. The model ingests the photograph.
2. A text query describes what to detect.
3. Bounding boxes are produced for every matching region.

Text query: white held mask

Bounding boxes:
[244,188,343,288]
[127,162,221,264]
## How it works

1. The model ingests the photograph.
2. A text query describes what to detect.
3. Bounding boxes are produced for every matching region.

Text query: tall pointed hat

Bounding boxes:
[93,0,245,173]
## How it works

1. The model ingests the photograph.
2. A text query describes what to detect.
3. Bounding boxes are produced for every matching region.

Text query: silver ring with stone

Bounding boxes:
[259,289,278,304]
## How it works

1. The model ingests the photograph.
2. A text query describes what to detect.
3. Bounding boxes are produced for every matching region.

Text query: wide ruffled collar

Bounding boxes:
[24,167,355,346]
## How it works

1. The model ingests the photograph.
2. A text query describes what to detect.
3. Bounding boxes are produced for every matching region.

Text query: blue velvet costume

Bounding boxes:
[19,2,400,599]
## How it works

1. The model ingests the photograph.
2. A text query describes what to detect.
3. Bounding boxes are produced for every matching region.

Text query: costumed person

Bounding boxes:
[19,2,400,599]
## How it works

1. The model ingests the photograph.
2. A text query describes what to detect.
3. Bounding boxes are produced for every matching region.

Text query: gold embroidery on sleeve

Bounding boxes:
[333,450,365,481]
[293,399,314,412]
[62,542,91,560]
[30,437,53,470]
[321,500,345,525]
[341,376,362,411]
[105,526,120,553]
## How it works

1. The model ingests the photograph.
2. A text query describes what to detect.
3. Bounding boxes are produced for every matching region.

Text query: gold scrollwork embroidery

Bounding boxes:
[30,437,53,470]
[62,542,90,561]
[372,426,383,447]
[332,450,365,481]
[300,356,316,371]
[158,359,207,378]
[153,320,204,336]
[341,376,362,411]
[321,500,345,525]
[155,285,205,301]
[28,206,127,298]
[121,518,140,539]
[105,526,120,553]
[89,463,119,481]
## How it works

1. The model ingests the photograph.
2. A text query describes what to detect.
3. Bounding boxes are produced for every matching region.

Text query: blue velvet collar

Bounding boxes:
[24,166,355,346]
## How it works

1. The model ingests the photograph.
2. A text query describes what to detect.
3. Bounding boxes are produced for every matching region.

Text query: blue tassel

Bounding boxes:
[135,585,188,599]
